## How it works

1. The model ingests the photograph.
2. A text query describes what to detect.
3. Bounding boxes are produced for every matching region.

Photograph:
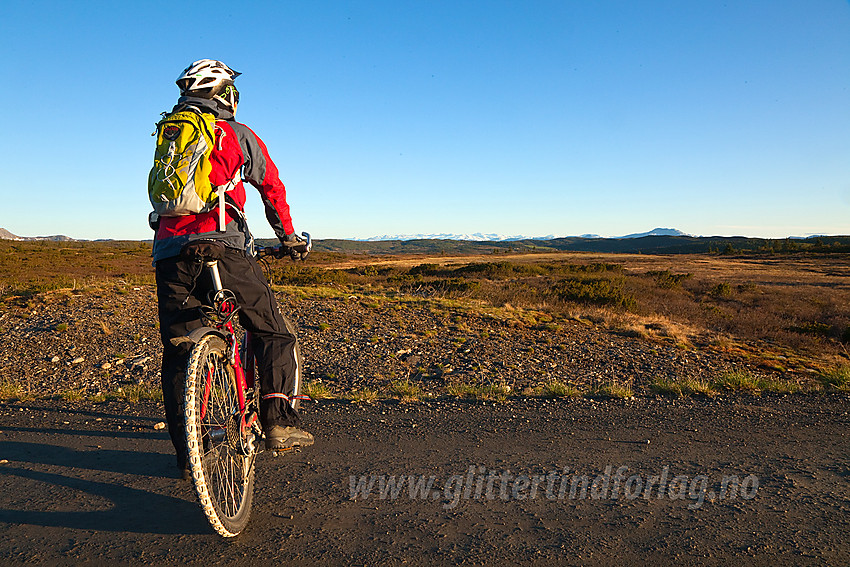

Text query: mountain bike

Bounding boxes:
[181,234,311,537]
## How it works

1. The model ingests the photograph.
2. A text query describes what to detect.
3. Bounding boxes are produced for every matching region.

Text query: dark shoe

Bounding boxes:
[264,426,314,451]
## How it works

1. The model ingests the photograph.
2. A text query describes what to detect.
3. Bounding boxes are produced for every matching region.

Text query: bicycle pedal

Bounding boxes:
[269,446,300,457]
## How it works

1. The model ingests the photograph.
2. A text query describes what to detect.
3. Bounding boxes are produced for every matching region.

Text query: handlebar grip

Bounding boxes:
[254,232,312,260]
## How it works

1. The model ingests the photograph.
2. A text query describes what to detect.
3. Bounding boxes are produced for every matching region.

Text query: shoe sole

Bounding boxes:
[264,439,314,451]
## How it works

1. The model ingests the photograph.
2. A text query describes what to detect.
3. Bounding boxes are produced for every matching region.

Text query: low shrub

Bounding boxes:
[549,277,636,310]
[646,270,693,289]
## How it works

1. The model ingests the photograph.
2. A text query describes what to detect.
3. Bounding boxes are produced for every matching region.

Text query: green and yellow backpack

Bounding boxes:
[147,106,238,230]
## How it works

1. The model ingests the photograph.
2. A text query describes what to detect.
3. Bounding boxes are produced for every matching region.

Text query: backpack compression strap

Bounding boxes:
[216,171,242,232]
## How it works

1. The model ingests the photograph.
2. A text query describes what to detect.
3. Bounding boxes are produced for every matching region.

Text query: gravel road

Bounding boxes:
[0,395,847,566]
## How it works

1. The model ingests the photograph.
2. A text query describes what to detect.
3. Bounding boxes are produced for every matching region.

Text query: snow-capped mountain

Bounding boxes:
[0,228,24,241]
[0,228,76,241]
[616,228,692,239]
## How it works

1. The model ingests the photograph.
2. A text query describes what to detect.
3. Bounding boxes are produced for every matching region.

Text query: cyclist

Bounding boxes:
[150,59,313,479]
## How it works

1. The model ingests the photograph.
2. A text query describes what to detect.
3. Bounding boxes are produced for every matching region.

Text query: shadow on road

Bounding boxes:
[0,441,208,535]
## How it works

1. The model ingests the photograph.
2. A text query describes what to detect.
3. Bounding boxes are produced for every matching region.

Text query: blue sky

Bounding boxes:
[1,1,848,240]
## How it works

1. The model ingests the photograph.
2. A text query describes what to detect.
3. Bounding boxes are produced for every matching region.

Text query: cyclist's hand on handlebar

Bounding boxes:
[282,232,311,261]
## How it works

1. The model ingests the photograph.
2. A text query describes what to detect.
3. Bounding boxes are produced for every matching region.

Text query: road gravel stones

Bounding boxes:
[0,285,773,398]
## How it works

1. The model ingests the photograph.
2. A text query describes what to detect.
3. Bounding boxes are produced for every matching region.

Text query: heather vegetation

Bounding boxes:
[0,240,154,302]
[260,255,850,363]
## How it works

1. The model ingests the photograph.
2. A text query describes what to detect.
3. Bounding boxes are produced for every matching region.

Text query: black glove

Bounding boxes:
[282,232,310,261]
[148,211,160,231]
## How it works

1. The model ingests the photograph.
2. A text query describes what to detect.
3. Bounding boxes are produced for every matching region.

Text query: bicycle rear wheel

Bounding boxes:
[184,333,256,537]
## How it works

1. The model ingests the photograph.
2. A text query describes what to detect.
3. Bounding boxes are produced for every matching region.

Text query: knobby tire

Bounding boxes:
[184,334,255,537]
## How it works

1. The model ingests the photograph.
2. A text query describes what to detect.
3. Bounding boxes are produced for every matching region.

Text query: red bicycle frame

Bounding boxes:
[198,259,255,426]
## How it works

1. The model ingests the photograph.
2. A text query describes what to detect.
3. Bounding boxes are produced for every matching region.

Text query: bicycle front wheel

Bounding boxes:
[184,333,255,537]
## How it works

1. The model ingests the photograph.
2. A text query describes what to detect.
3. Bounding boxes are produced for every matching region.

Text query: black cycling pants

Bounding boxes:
[155,247,301,467]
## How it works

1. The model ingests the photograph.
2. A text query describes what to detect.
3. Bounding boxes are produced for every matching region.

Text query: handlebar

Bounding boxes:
[255,232,312,260]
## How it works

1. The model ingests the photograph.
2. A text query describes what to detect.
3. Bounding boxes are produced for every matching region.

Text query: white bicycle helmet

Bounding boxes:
[176,59,241,112]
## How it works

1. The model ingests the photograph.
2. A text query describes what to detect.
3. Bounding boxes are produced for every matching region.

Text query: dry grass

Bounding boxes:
[589,381,634,399]
[608,312,697,346]
[347,387,379,403]
[108,384,163,403]
[528,380,583,399]
[387,379,422,402]
[650,377,718,397]
[6,242,848,368]
[819,366,850,393]
[294,252,850,367]
[711,370,802,395]
[446,379,512,402]
[0,379,33,401]
[303,380,334,400]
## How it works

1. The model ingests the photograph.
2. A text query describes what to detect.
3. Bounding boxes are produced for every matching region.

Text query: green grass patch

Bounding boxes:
[712,370,801,395]
[650,377,718,397]
[789,321,834,338]
[589,381,633,399]
[529,380,583,399]
[59,389,85,402]
[646,270,693,289]
[387,379,422,402]
[107,384,163,403]
[709,282,733,298]
[0,380,32,401]
[346,387,379,403]
[818,366,850,393]
[756,377,801,394]
[713,370,761,393]
[303,380,334,400]
[446,380,511,402]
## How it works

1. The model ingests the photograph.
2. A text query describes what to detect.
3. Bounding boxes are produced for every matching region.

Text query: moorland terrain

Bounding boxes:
[0,239,848,565]
[0,238,848,402]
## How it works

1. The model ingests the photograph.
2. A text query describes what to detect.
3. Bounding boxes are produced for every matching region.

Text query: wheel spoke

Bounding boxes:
[185,335,255,536]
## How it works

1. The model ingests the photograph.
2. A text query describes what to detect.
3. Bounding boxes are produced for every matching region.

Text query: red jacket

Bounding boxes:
[152,97,294,261]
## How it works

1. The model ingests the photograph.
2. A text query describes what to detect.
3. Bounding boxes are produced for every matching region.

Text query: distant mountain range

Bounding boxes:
[359,228,690,242]
[312,233,850,255]
[1,227,689,243]
[2,227,842,256]
[361,232,558,242]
